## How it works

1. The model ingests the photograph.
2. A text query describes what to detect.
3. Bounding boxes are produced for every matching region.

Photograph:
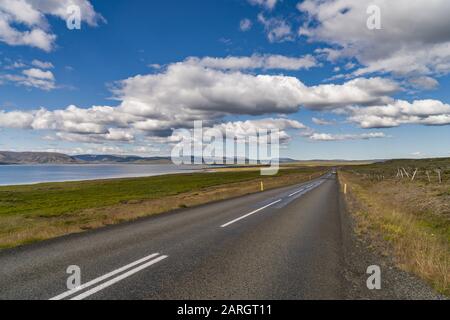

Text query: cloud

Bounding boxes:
[3,60,27,69]
[113,62,398,133]
[346,99,450,128]
[0,57,406,143]
[240,18,252,32]
[22,68,53,80]
[31,59,54,69]
[211,118,305,145]
[0,0,103,51]
[113,62,309,132]
[0,105,137,144]
[0,20,55,51]
[187,54,318,71]
[0,110,34,128]
[1,59,56,90]
[298,0,450,78]
[30,0,104,26]
[148,64,162,70]
[409,76,439,90]
[248,0,278,10]
[0,105,134,132]
[55,128,135,144]
[258,14,293,43]
[168,118,305,150]
[312,117,335,126]
[212,118,305,139]
[307,132,387,141]
[2,67,56,90]
[411,151,423,157]
[298,77,398,110]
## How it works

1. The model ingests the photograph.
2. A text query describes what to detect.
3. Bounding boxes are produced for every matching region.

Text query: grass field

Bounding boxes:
[284,160,375,167]
[211,161,375,173]
[0,166,326,249]
[339,158,450,295]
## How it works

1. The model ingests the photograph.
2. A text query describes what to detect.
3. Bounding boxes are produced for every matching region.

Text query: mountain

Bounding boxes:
[0,151,79,165]
[0,152,173,165]
[0,152,379,166]
[74,154,145,163]
[279,158,298,163]
[73,155,172,164]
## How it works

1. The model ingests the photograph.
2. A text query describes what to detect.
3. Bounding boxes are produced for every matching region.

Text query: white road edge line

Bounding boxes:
[70,255,168,300]
[50,253,161,300]
[220,199,282,228]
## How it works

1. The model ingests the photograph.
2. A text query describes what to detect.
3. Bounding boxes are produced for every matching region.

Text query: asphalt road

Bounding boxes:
[0,172,346,300]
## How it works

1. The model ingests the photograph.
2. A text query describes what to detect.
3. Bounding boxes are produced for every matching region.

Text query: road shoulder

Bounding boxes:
[338,178,444,300]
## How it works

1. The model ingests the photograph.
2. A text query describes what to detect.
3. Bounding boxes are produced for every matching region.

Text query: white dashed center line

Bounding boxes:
[220,199,282,228]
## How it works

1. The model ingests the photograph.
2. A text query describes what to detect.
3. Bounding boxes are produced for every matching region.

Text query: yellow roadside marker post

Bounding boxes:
[344,184,347,195]
[261,181,264,192]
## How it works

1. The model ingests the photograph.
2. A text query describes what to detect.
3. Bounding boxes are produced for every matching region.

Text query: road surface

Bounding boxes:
[0,173,347,300]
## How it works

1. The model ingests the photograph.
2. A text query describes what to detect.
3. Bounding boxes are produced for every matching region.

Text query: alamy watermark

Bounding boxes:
[66,265,81,290]
[66,5,82,30]
[367,4,382,30]
[170,121,280,176]
[367,265,382,290]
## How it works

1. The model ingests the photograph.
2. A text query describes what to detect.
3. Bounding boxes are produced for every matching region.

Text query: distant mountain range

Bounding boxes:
[0,152,172,165]
[0,151,377,165]
[0,151,79,165]
[73,154,172,164]
[0,152,298,165]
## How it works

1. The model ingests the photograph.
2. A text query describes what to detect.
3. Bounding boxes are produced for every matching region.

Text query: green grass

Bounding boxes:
[0,167,320,219]
[0,166,326,249]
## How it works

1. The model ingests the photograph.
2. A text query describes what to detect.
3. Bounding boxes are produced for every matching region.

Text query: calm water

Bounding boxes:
[0,164,203,186]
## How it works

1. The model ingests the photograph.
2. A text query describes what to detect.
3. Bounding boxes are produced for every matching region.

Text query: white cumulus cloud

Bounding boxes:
[258,14,293,43]
[0,0,103,51]
[346,99,450,128]
[0,57,432,145]
[2,67,56,90]
[308,132,387,141]
[298,0,450,79]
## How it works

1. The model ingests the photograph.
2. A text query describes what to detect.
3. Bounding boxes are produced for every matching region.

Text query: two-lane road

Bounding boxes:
[0,173,346,300]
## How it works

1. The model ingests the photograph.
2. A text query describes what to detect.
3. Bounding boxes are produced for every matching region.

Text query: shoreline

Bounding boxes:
[0,164,205,187]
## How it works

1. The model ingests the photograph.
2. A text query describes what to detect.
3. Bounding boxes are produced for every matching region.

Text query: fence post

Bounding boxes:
[436,170,442,184]
[426,171,431,183]
[402,168,410,179]
[411,169,418,182]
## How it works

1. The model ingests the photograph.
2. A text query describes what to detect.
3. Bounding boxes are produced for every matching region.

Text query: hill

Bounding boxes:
[0,151,79,165]
[73,155,172,164]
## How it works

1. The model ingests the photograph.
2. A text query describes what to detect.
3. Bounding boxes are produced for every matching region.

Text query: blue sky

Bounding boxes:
[1,0,450,160]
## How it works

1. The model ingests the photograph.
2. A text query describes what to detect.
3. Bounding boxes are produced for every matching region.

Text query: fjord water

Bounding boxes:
[0,164,201,186]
